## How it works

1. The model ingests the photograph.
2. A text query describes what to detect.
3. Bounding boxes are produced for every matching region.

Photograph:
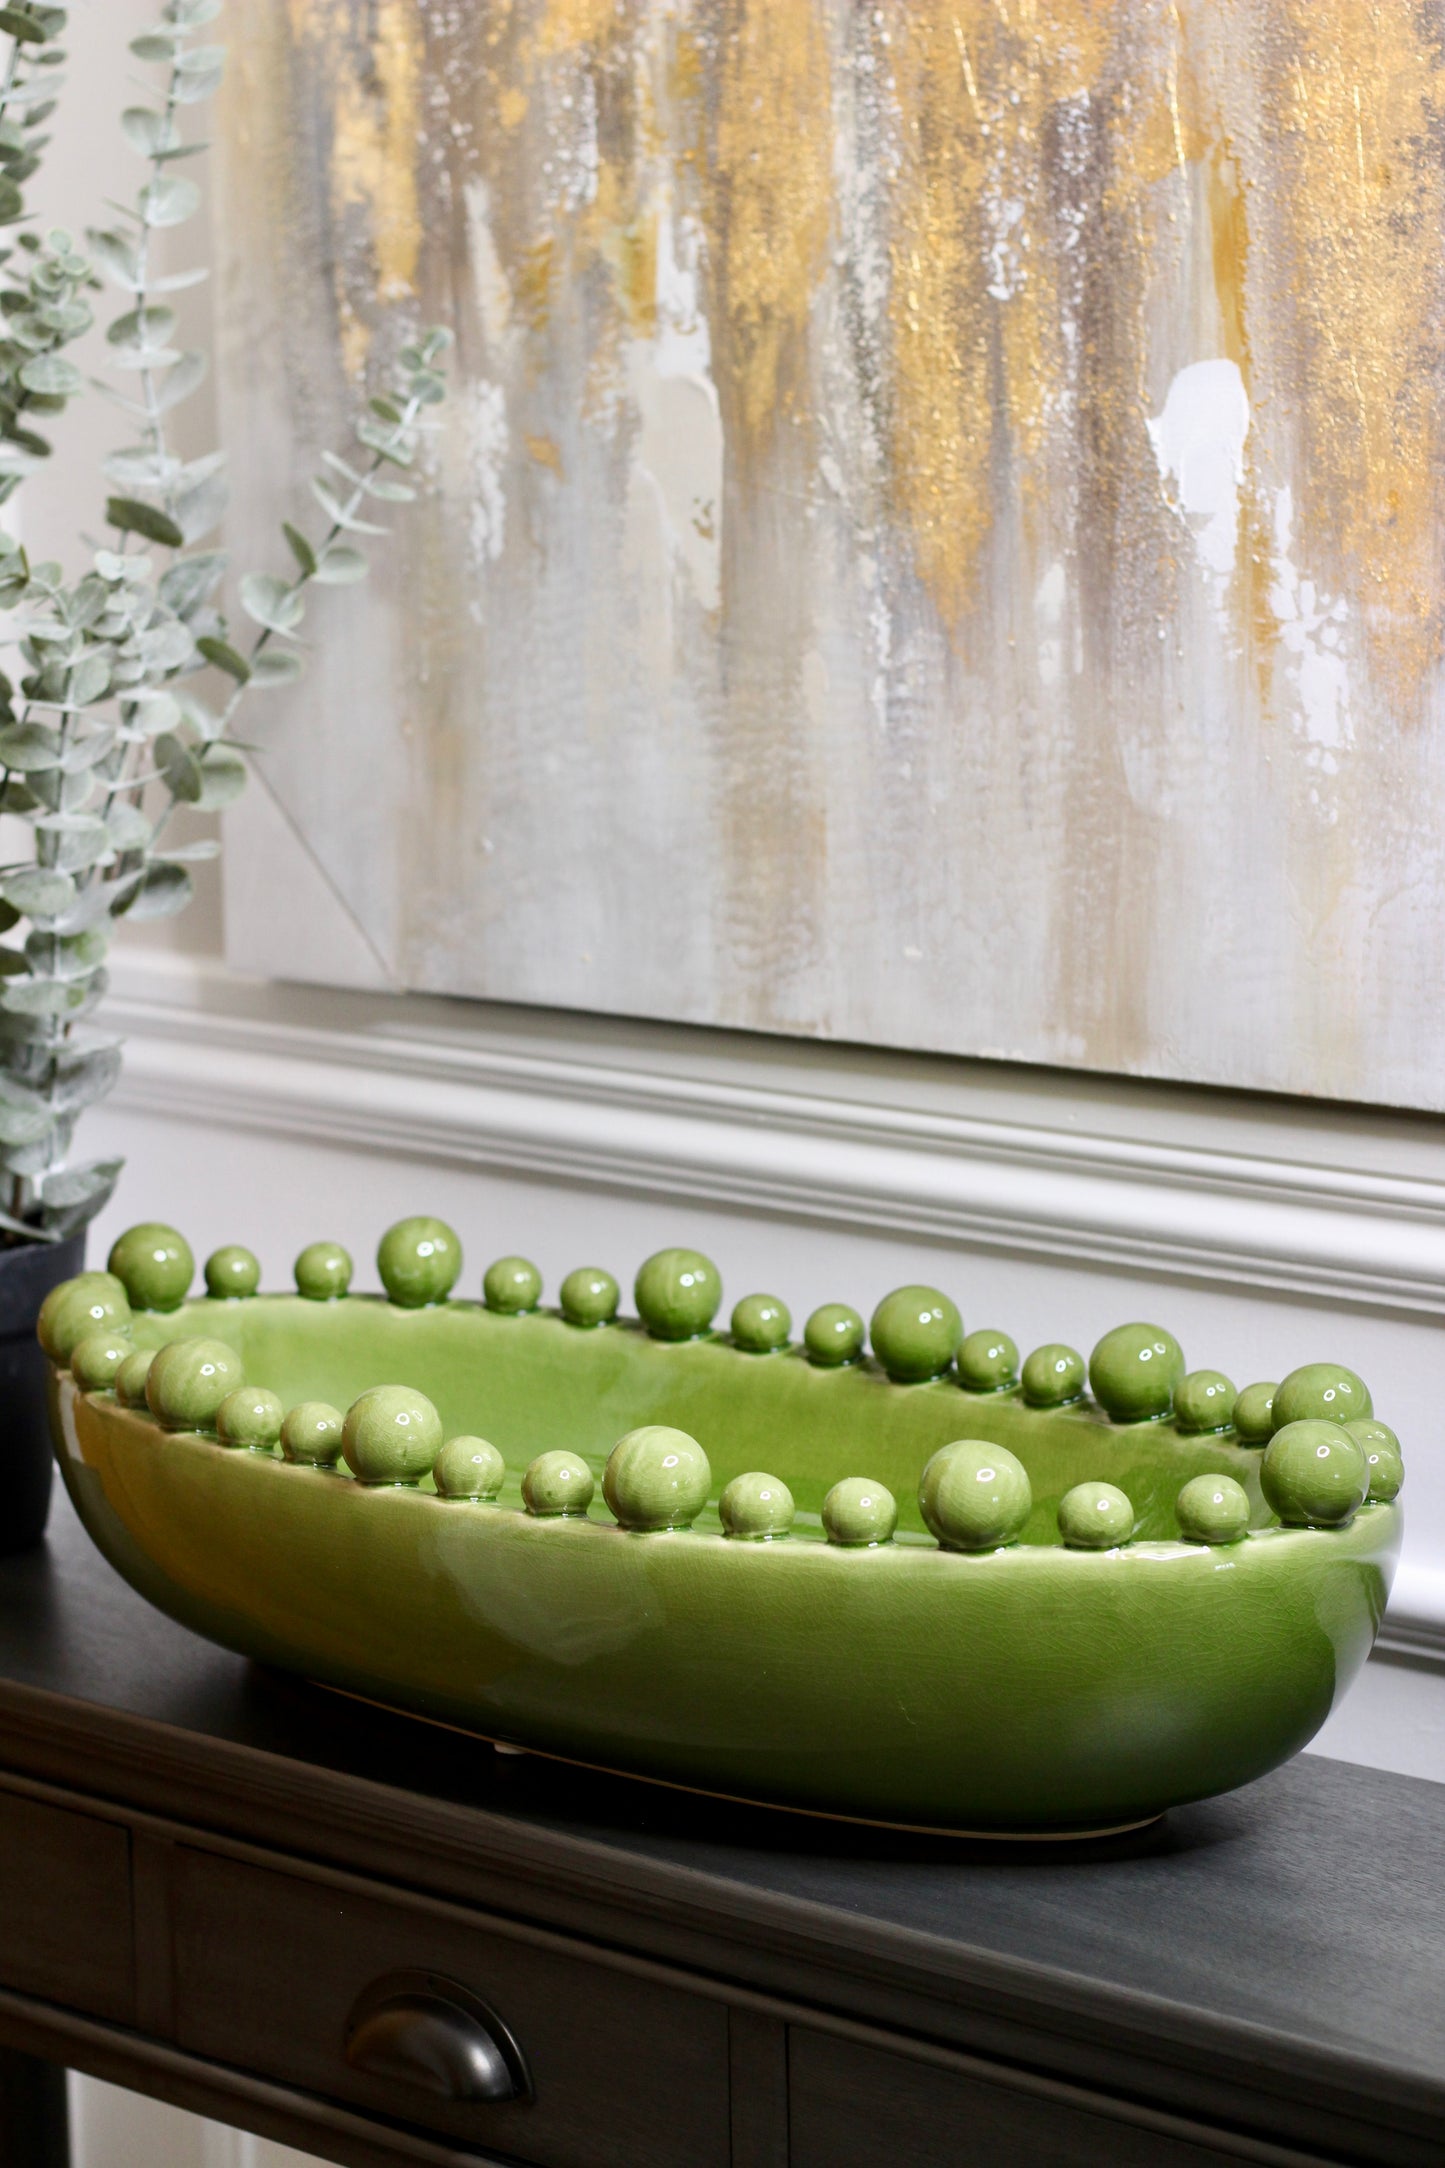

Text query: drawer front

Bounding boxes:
[0,1786,133,2022]
[171,1847,729,2168]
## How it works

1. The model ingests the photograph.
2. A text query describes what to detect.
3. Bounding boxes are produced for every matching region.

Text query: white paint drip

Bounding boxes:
[465,379,508,573]
[1034,558,1066,688]
[1270,484,1352,755]
[628,204,722,612]
[1147,356,1250,607]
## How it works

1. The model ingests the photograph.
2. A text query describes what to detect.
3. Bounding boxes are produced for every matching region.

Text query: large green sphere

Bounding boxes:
[1020,1343,1086,1407]
[294,1241,352,1301]
[1271,1362,1373,1429]
[434,1435,506,1500]
[1058,1481,1135,1549]
[1346,1417,1403,1504]
[869,1285,962,1383]
[955,1329,1019,1394]
[1232,1381,1278,1446]
[731,1293,791,1354]
[919,1440,1031,1551]
[342,1385,443,1484]
[718,1471,795,1541]
[483,1255,542,1315]
[204,1245,261,1300]
[114,1347,156,1409]
[559,1266,620,1328]
[1261,1419,1368,1527]
[803,1303,866,1366]
[71,1328,133,1392]
[634,1248,722,1340]
[1088,1323,1185,1422]
[217,1388,284,1452]
[38,1273,130,1364]
[1173,1369,1237,1434]
[108,1222,193,1312]
[377,1217,462,1308]
[1175,1473,1251,1546]
[822,1476,897,1547]
[522,1450,595,1517]
[280,1402,344,1467]
[145,1338,244,1433]
[604,1426,712,1531]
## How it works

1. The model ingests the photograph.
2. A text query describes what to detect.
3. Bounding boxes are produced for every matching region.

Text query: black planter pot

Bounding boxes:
[0,1231,84,1555]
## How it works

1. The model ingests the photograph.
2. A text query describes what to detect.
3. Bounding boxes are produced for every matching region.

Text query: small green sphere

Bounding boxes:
[919,1439,1031,1551]
[483,1255,542,1315]
[955,1329,1019,1393]
[1058,1481,1135,1549]
[342,1385,444,1485]
[107,1222,193,1312]
[1089,1323,1184,1422]
[604,1425,712,1531]
[294,1241,353,1301]
[869,1285,962,1383]
[1176,1473,1251,1545]
[217,1388,284,1452]
[204,1246,261,1300]
[522,1449,595,1517]
[71,1328,133,1392]
[1271,1362,1373,1429]
[434,1435,506,1500]
[803,1303,866,1366]
[822,1476,898,1547]
[1233,1381,1278,1446]
[145,1338,245,1433]
[1346,1417,1403,1504]
[1173,1369,1237,1434]
[1261,1419,1368,1527]
[731,1293,791,1353]
[377,1216,462,1308]
[634,1248,722,1340]
[38,1273,131,1364]
[115,1347,156,1409]
[281,1401,344,1467]
[718,1471,795,1540]
[559,1266,620,1328]
[1020,1343,1086,1407]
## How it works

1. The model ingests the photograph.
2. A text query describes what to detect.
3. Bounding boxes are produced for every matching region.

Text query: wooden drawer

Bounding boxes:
[0,1785,133,2022]
[171,1847,730,2168]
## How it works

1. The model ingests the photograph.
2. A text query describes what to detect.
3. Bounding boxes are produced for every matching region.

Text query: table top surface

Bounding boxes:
[2,1488,1442,2110]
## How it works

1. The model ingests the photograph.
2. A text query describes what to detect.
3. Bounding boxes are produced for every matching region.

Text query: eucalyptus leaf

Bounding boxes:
[41,1154,121,1211]
[154,348,204,411]
[0,9,49,43]
[158,548,224,617]
[106,494,183,547]
[248,648,303,689]
[105,800,151,851]
[154,729,200,801]
[282,521,316,577]
[138,173,198,227]
[106,302,176,352]
[0,721,61,769]
[18,351,81,395]
[35,810,111,870]
[121,857,191,919]
[50,1043,121,1115]
[175,465,226,542]
[309,477,387,534]
[85,226,141,289]
[312,543,368,586]
[0,863,73,916]
[120,106,179,158]
[192,742,245,810]
[195,633,248,683]
[0,1101,52,1148]
[0,974,81,1017]
[239,570,304,634]
[129,32,181,62]
[172,59,223,103]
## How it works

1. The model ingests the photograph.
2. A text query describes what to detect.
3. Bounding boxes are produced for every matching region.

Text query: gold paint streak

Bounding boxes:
[525,431,564,475]
[498,84,528,128]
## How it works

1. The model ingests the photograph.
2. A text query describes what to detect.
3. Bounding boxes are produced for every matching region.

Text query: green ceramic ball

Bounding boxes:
[1089,1323,1184,1422]
[1271,1362,1373,1429]
[38,1273,131,1364]
[294,1241,353,1301]
[1175,1473,1251,1546]
[869,1285,962,1383]
[1173,1369,1237,1434]
[522,1450,595,1517]
[731,1293,791,1353]
[145,1338,245,1433]
[1261,1419,1368,1527]
[634,1248,722,1340]
[434,1435,506,1500]
[70,1328,133,1393]
[115,1347,156,1409]
[822,1476,897,1547]
[559,1266,620,1328]
[217,1388,284,1451]
[604,1426,712,1531]
[1346,1417,1403,1504]
[204,1246,261,1300]
[483,1255,542,1315]
[1232,1381,1278,1446]
[1058,1481,1135,1549]
[342,1385,444,1485]
[376,1216,462,1308]
[718,1471,795,1541]
[1020,1343,1086,1407]
[107,1222,193,1312]
[918,1440,1031,1551]
[281,1401,344,1467]
[803,1303,866,1366]
[955,1329,1019,1394]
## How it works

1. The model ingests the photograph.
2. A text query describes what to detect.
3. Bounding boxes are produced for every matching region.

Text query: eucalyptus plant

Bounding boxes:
[0,0,447,1244]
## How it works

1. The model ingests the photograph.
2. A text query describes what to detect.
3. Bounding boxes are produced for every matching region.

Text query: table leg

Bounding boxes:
[0,2048,68,2167]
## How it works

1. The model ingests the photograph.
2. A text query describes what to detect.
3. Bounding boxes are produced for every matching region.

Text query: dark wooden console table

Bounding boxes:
[0,1488,1440,2168]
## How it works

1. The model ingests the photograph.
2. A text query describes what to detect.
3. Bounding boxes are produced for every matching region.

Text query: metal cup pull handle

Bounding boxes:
[344,1971,532,2105]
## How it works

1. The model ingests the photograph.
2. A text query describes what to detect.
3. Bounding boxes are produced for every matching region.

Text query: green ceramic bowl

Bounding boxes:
[45,1230,1402,1836]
